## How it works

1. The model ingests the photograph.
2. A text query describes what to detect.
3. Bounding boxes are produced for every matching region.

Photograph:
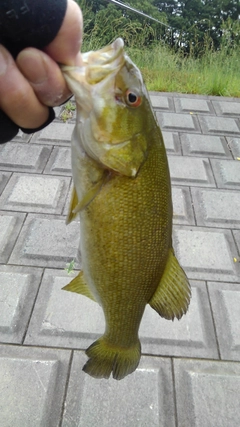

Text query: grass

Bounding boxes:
[81,35,240,97]
[127,43,240,97]
[60,101,76,122]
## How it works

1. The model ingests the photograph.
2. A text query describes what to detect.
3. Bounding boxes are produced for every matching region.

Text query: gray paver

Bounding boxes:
[168,156,215,187]
[199,115,240,135]
[0,344,71,427]
[175,97,214,114]
[174,358,240,427]
[226,137,240,158]
[0,172,11,195]
[212,100,240,116]
[63,182,74,216]
[9,214,80,268]
[0,211,25,264]
[11,129,32,143]
[140,280,218,359]
[31,122,74,146]
[24,268,102,349]
[0,265,42,343]
[191,187,240,228]
[162,131,182,155]
[44,146,72,175]
[233,230,240,254]
[0,173,70,214]
[181,133,231,158]
[211,159,240,189]
[0,142,51,172]
[25,271,218,359]
[150,94,175,111]
[62,352,175,427]
[173,225,240,282]
[156,112,200,132]
[208,281,240,361]
[172,186,195,225]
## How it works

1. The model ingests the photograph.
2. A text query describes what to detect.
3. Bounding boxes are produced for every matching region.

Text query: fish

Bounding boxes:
[61,38,191,380]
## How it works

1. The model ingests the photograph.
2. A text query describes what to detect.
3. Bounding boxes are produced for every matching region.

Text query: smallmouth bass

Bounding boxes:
[62,38,191,380]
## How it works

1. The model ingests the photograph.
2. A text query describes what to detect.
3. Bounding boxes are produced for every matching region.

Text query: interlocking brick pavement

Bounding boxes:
[0,92,240,427]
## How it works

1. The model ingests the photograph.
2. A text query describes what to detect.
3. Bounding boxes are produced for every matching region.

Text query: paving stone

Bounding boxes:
[31,122,74,146]
[210,159,240,189]
[0,265,42,344]
[0,211,26,264]
[233,230,240,254]
[140,280,218,359]
[191,188,240,228]
[174,358,240,427]
[175,97,214,114]
[62,353,175,427]
[0,142,51,173]
[25,271,218,359]
[181,133,231,158]
[173,225,240,282]
[24,268,102,349]
[0,174,70,214]
[44,147,72,175]
[208,282,240,361]
[0,344,71,427]
[9,214,80,268]
[172,186,195,225]
[226,137,240,158]
[11,129,32,142]
[199,115,240,136]
[0,172,11,195]
[149,94,174,111]
[212,100,240,116]
[168,156,215,187]
[162,131,182,155]
[63,181,74,216]
[157,112,200,132]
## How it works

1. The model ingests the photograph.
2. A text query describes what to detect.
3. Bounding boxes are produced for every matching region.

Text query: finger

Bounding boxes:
[0,45,49,129]
[44,0,83,66]
[17,48,72,106]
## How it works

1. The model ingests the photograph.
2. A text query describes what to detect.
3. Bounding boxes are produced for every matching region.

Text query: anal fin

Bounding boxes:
[62,271,96,302]
[149,249,191,320]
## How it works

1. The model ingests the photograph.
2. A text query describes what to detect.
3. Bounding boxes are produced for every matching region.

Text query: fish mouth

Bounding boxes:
[82,38,125,84]
[61,38,125,110]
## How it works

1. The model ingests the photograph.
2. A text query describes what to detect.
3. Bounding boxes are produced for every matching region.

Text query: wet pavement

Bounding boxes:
[0,92,240,427]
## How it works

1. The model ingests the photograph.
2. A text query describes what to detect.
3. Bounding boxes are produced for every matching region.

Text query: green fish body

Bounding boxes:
[62,39,191,380]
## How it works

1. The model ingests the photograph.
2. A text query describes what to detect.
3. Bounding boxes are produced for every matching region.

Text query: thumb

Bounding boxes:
[44,0,83,66]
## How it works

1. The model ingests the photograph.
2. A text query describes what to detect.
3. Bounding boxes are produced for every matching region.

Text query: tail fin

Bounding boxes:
[83,336,141,380]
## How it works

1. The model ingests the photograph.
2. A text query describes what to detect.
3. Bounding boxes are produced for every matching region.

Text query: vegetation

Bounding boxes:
[75,0,240,96]
[60,101,76,122]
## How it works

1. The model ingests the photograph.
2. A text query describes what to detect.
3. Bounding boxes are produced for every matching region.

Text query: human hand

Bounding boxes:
[0,0,82,143]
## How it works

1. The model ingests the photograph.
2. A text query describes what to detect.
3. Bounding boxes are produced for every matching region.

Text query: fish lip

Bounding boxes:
[61,38,125,112]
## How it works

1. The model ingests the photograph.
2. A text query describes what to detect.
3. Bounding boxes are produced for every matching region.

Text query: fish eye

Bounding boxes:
[125,90,142,107]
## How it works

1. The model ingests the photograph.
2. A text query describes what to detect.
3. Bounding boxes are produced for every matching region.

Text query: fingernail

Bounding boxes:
[0,45,8,75]
[17,50,47,84]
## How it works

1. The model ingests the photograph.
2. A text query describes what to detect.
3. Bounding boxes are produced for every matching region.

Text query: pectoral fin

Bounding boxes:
[66,171,110,224]
[62,271,96,302]
[149,249,191,320]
